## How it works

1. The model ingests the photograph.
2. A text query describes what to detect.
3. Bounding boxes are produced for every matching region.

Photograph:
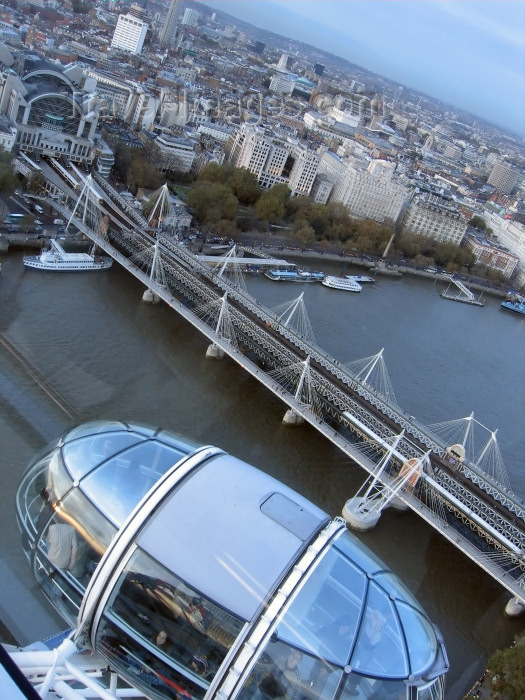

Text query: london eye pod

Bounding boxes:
[15,421,449,700]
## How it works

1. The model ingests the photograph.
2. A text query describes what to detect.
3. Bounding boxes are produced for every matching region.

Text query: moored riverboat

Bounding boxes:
[322,275,362,292]
[23,239,112,272]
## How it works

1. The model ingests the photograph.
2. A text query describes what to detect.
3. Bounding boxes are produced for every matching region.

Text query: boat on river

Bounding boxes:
[346,274,375,284]
[501,299,525,316]
[322,275,362,292]
[265,268,324,282]
[23,239,112,271]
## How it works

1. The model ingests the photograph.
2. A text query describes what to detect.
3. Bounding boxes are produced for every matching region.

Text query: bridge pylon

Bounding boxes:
[205,293,238,358]
[283,356,317,425]
[142,240,166,303]
[342,433,428,530]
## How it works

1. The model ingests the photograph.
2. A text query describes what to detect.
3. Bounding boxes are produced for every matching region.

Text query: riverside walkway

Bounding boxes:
[39,170,525,612]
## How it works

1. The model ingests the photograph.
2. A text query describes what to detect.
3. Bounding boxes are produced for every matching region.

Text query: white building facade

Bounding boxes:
[226,123,319,196]
[110,14,148,55]
[401,191,468,244]
[318,153,408,223]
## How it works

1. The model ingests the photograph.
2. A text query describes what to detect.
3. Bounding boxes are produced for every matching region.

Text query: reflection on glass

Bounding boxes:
[99,549,244,694]
[97,617,206,700]
[238,637,342,700]
[276,548,365,665]
[80,441,186,526]
[351,582,407,679]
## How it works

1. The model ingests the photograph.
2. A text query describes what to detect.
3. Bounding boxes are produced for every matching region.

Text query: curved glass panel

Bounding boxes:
[16,460,54,538]
[62,421,132,444]
[97,617,207,700]
[57,488,116,557]
[276,547,366,664]
[339,675,408,700]
[373,572,425,614]
[80,441,187,526]
[97,549,244,694]
[333,533,386,578]
[238,637,344,700]
[47,450,74,501]
[350,583,408,679]
[396,602,437,677]
[62,433,144,481]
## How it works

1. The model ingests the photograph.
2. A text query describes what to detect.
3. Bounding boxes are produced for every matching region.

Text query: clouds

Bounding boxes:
[200,1,525,134]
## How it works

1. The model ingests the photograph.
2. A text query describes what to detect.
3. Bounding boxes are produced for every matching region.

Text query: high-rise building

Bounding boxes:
[159,0,182,45]
[487,161,519,195]
[313,63,325,76]
[110,13,148,55]
[253,40,265,54]
[226,123,319,196]
[277,53,288,71]
[181,8,200,27]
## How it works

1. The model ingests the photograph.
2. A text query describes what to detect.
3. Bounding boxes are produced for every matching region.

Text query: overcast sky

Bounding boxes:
[197,0,525,137]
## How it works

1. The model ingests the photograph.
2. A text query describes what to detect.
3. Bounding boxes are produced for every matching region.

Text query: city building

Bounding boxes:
[0,54,99,164]
[463,231,519,277]
[277,52,289,71]
[16,420,449,700]
[269,74,295,96]
[487,160,519,195]
[485,213,525,286]
[110,13,148,55]
[401,191,469,244]
[182,8,200,28]
[159,0,182,46]
[197,122,234,143]
[226,123,320,196]
[153,133,196,173]
[318,153,408,224]
[84,69,158,130]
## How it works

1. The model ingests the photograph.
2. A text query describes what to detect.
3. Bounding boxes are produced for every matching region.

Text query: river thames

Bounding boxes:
[0,249,524,699]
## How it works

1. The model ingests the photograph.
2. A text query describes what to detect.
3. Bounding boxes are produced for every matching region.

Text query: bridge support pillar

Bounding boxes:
[142,289,160,303]
[283,409,304,426]
[342,497,381,531]
[206,344,225,359]
[505,596,525,617]
[389,496,409,511]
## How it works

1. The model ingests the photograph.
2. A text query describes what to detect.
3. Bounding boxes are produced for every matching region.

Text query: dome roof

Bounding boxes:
[16,422,448,700]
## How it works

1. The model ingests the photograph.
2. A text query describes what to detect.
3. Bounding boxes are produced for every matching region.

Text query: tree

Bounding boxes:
[487,635,525,700]
[469,215,488,231]
[228,168,261,205]
[187,182,238,223]
[254,184,290,223]
[0,147,19,195]
[126,158,164,194]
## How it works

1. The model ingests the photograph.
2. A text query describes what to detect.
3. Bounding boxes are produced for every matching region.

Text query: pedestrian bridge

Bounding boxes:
[40,171,525,613]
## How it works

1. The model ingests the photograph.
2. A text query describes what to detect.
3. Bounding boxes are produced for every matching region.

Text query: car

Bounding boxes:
[35,219,43,225]
[58,226,67,233]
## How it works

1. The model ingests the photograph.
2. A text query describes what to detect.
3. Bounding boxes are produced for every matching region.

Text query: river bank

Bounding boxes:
[241,241,509,299]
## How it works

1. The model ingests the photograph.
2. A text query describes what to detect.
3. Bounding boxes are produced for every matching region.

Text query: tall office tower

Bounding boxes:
[111,13,148,55]
[487,160,519,195]
[182,8,200,27]
[313,63,325,76]
[277,53,288,70]
[160,0,182,45]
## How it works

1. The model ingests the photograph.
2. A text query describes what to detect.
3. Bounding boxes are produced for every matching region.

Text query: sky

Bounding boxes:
[197,0,525,137]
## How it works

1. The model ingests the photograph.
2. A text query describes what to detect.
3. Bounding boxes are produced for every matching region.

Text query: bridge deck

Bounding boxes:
[43,175,525,605]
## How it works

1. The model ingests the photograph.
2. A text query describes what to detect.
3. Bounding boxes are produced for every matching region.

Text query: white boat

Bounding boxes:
[346,274,375,284]
[23,239,112,271]
[322,275,362,292]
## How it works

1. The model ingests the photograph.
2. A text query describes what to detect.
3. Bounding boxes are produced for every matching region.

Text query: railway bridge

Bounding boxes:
[35,165,525,613]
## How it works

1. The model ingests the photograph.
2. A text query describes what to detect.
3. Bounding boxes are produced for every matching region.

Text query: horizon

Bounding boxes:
[196,0,525,138]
